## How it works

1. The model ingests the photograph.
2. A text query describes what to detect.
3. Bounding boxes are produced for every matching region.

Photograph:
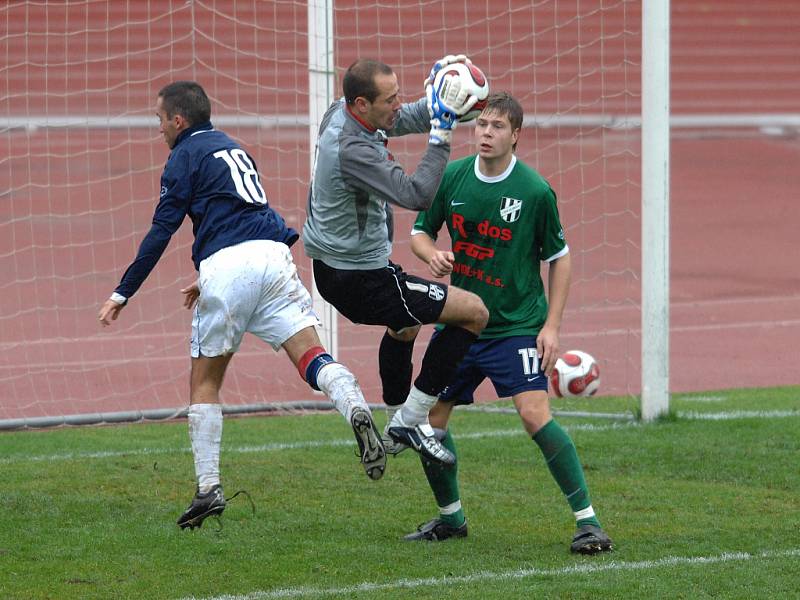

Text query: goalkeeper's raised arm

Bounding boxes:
[301,57,489,470]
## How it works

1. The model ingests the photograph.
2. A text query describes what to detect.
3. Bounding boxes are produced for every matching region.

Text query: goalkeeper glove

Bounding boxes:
[427,83,458,145]
[425,56,480,123]
[423,54,471,89]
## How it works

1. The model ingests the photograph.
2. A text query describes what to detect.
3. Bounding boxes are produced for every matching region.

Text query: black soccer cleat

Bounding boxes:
[404,517,468,542]
[387,423,455,465]
[570,524,613,554]
[350,407,387,480]
[177,484,226,530]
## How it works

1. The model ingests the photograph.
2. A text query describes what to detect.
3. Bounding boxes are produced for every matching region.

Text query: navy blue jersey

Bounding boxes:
[114,121,298,299]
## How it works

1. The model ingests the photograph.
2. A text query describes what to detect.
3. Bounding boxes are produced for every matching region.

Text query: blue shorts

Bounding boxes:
[439,335,549,404]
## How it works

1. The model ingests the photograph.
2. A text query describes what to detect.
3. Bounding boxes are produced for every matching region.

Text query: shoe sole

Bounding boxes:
[177,505,225,530]
[351,409,386,480]
[404,529,468,542]
[571,539,613,554]
[572,543,613,555]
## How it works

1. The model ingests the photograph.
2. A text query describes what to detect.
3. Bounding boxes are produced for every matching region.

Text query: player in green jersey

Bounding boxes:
[406,92,613,554]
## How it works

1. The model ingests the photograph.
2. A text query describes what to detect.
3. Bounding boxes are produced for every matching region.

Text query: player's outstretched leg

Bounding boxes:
[295,340,387,480]
[321,364,386,480]
[317,361,386,480]
[177,484,226,530]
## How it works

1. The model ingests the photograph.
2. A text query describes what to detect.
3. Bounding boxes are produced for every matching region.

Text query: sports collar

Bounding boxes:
[174,121,214,147]
[345,103,378,133]
[474,154,517,183]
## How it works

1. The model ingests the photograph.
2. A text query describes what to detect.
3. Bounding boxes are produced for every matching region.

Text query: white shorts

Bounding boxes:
[191,240,320,357]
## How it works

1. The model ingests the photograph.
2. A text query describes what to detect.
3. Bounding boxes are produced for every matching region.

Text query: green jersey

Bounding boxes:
[412,155,568,339]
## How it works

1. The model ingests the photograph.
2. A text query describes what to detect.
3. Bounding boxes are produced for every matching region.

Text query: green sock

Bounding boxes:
[420,429,465,528]
[533,419,601,528]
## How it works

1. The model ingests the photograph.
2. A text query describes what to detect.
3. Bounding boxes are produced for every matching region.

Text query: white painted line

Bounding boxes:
[678,409,800,420]
[178,548,800,600]
[0,423,635,465]
[6,408,800,466]
[682,395,727,403]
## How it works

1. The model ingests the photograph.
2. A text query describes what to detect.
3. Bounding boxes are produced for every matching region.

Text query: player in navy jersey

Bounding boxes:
[405,92,612,554]
[98,81,386,529]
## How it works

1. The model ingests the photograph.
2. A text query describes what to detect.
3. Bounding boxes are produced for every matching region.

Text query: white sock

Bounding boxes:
[188,403,222,493]
[396,386,438,426]
[384,404,402,433]
[575,505,596,522]
[316,362,367,422]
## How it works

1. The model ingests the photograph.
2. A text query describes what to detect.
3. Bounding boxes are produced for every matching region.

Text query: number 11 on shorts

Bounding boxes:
[518,347,540,376]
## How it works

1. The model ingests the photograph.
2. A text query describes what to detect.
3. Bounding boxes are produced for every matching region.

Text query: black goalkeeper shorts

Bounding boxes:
[312,259,449,332]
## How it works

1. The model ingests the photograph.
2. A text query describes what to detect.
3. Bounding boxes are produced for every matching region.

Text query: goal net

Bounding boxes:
[0,0,641,427]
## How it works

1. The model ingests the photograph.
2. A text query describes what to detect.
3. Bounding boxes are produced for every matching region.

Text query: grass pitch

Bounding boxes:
[1,386,798,599]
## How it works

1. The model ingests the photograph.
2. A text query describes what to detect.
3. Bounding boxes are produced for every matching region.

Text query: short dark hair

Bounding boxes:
[158,81,211,126]
[343,59,393,104]
[482,92,523,131]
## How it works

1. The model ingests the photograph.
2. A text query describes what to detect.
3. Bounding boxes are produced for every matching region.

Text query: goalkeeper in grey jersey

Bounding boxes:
[303,56,488,465]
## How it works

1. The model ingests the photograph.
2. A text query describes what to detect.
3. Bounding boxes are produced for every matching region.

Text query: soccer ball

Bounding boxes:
[433,60,489,122]
[551,350,601,398]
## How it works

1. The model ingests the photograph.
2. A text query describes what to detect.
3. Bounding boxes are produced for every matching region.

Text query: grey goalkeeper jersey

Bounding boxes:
[302,97,450,269]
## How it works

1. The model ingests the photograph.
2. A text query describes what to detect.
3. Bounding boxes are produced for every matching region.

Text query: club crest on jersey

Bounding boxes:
[499,197,522,223]
[160,185,168,197]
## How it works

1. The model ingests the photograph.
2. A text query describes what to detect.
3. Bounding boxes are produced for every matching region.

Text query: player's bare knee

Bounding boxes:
[461,292,489,334]
[443,287,488,334]
[472,296,489,330]
[517,402,552,435]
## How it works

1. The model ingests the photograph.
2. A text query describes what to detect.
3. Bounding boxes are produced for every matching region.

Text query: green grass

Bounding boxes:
[2,386,799,599]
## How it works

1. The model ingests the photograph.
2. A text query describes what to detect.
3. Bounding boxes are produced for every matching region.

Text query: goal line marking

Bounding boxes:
[4,411,798,465]
[180,548,800,600]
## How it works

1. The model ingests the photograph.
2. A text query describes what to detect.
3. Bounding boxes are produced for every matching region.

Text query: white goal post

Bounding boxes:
[307,0,338,358]
[641,0,671,420]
